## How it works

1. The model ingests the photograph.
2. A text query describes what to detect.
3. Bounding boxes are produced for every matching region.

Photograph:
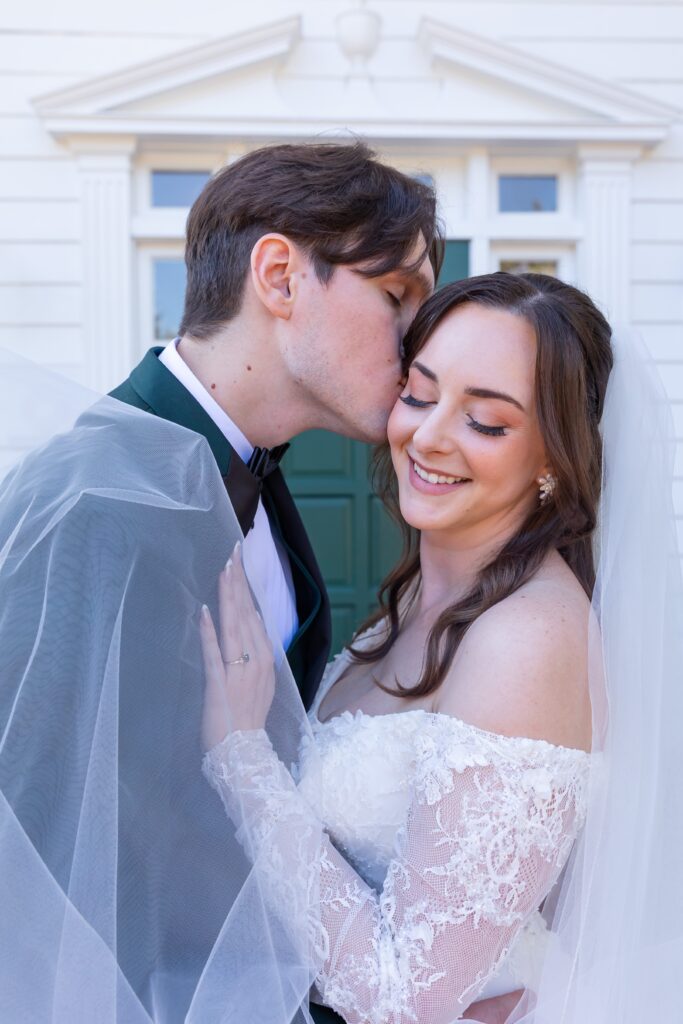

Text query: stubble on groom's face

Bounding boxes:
[291,239,435,444]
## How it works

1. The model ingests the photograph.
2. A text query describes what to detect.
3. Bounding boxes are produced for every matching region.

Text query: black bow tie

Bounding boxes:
[222,443,290,536]
[247,444,290,480]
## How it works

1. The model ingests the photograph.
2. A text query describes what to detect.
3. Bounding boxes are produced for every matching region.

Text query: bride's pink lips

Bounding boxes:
[408,457,471,496]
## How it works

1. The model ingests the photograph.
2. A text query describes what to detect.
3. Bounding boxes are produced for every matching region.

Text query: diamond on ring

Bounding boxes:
[223,652,250,666]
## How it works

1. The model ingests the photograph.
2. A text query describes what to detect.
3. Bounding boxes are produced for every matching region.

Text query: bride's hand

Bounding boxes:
[199,543,276,750]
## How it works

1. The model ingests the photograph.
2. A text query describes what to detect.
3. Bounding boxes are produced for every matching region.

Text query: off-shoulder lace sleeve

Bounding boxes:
[202,717,589,1024]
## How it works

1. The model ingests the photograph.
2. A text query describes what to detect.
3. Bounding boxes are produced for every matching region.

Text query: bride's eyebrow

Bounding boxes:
[464,386,526,412]
[412,360,437,382]
[412,363,526,412]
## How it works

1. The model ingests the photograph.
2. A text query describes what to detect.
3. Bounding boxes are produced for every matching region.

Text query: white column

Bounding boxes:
[577,145,640,327]
[71,137,136,392]
[465,147,490,276]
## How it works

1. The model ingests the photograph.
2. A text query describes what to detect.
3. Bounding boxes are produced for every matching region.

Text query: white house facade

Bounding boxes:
[1,0,683,560]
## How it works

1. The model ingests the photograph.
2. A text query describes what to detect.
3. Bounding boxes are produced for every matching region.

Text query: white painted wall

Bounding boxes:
[1,0,682,546]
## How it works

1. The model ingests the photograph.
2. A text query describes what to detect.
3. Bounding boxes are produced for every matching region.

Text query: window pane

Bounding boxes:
[499,176,557,212]
[153,258,186,340]
[438,240,469,288]
[151,170,211,207]
[500,259,558,276]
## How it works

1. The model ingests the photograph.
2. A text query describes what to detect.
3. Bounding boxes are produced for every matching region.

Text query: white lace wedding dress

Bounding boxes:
[203,632,591,1024]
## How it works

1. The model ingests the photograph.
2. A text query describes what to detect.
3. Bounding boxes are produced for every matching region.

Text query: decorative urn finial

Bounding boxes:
[335,1,382,70]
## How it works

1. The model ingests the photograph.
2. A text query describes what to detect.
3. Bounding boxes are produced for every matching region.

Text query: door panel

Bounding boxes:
[282,434,401,654]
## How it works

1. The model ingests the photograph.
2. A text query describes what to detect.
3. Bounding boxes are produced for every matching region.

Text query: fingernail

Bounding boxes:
[201,604,210,621]
[225,558,232,573]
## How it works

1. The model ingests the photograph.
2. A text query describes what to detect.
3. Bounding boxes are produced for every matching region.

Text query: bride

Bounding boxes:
[197,270,671,1023]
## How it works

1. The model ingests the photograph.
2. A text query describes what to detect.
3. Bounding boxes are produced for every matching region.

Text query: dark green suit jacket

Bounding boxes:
[110,346,331,709]
[110,348,343,1024]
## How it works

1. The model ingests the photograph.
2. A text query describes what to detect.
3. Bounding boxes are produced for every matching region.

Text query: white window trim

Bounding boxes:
[489,155,578,240]
[134,149,226,214]
[134,150,232,356]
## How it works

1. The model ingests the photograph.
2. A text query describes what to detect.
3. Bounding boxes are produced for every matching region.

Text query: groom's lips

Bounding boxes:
[408,458,472,495]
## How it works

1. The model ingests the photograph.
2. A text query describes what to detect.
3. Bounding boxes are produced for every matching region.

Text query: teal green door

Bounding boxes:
[281,434,402,655]
[282,240,469,654]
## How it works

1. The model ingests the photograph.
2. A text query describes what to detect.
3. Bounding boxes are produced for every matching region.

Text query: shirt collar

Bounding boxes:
[158,337,253,463]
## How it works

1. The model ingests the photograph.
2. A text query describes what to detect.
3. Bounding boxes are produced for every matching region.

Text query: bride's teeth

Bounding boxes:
[413,461,462,486]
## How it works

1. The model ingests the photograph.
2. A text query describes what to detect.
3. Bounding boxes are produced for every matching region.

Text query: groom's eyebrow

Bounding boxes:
[399,268,433,298]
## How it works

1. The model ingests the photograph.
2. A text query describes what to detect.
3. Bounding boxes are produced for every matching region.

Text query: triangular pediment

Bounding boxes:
[33,14,675,145]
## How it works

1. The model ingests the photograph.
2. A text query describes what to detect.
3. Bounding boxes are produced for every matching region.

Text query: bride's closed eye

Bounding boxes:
[399,393,433,408]
[466,414,507,437]
[399,394,508,437]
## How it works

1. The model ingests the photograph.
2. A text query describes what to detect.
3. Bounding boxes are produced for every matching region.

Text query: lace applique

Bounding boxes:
[203,714,590,1023]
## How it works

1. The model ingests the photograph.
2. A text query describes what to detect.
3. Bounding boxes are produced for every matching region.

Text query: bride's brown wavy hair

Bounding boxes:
[349,272,614,697]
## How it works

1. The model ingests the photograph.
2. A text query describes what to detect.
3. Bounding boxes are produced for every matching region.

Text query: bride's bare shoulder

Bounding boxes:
[434,552,593,751]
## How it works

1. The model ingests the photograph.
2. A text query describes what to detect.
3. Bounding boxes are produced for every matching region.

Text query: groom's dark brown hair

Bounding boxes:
[180,140,443,340]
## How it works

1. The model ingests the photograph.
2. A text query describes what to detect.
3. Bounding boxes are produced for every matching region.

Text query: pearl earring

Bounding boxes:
[538,473,557,504]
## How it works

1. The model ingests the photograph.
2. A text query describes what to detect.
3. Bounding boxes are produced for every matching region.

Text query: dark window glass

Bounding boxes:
[438,240,469,287]
[153,258,186,340]
[499,176,557,213]
[151,170,211,207]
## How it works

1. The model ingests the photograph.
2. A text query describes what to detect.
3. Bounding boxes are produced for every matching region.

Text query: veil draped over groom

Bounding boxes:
[0,353,330,1024]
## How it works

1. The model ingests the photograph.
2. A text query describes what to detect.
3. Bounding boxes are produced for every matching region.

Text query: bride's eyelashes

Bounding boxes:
[385,290,402,309]
[466,413,508,437]
[399,394,508,437]
[399,393,432,408]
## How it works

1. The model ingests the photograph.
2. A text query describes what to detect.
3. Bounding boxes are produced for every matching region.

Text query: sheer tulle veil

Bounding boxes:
[0,328,682,1023]
[507,329,683,1023]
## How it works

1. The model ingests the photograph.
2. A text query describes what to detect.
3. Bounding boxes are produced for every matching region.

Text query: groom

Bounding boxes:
[109,141,521,1024]
[108,141,439,1022]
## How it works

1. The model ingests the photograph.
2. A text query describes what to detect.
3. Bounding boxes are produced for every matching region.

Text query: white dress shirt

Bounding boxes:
[159,338,299,651]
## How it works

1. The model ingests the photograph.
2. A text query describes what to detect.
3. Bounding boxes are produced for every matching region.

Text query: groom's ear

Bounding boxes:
[249,234,299,321]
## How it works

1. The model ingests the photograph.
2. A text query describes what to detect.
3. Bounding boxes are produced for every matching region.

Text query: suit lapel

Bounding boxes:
[263,471,332,709]
[110,348,332,706]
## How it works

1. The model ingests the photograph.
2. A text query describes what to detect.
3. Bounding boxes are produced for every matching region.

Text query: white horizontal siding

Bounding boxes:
[0,284,82,326]
[632,283,683,322]
[0,32,204,76]
[633,201,683,243]
[0,159,78,200]
[633,163,683,203]
[632,244,683,283]
[0,116,71,158]
[0,200,81,242]
[0,243,81,283]
[0,325,84,364]
[0,73,81,115]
